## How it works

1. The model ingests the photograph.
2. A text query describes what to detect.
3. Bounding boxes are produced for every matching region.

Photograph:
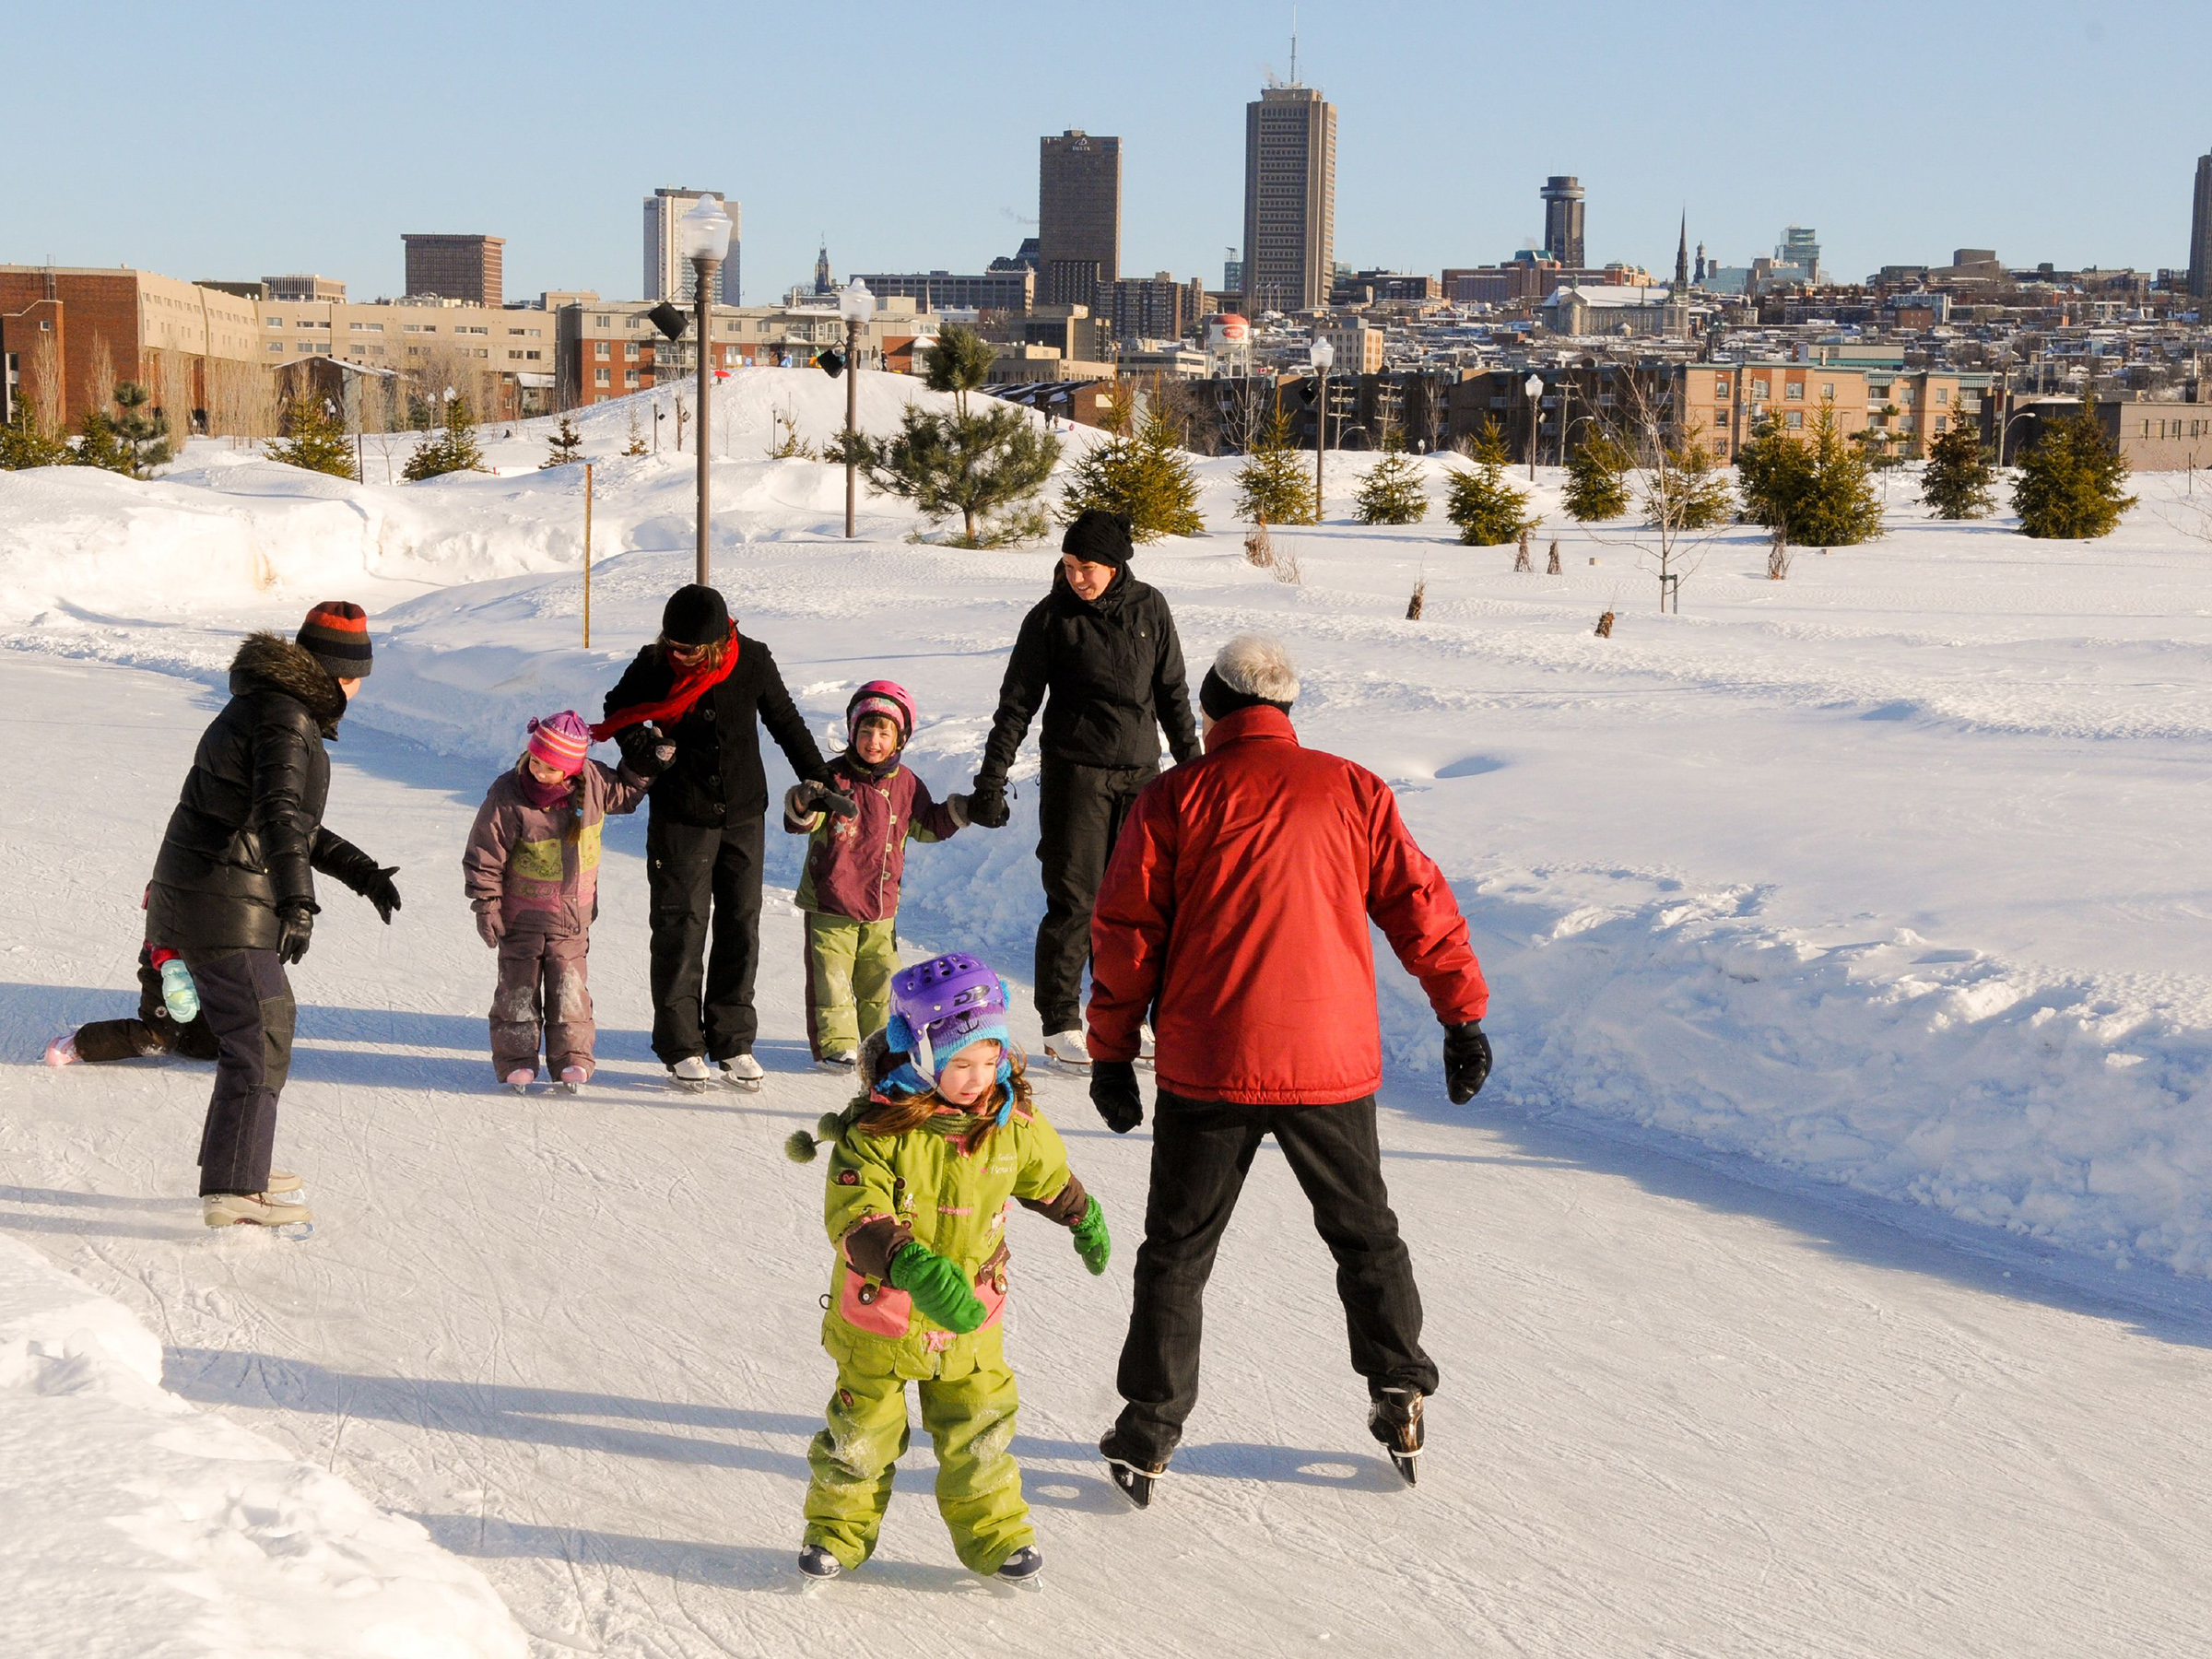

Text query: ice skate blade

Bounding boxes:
[1105,1458,1158,1508]
[1389,1450,1418,1486]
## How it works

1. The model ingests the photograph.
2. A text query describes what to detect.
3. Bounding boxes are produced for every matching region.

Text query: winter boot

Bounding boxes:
[1044,1030,1091,1068]
[796,1544,841,1580]
[667,1055,712,1092]
[204,1192,312,1229]
[719,1054,765,1090]
[1370,1386,1425,1485]
[41,1034,79,1066]
[503,1067,535,1093]
[996,1546,1043,1582]
[558,1065,590,1094]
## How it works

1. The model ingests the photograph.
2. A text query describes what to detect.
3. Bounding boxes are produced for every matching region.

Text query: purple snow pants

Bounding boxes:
[490,931,594,1079]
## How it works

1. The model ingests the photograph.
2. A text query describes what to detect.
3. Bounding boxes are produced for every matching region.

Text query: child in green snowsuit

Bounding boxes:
[785,951,1110,1583]
[782,680,975,1070]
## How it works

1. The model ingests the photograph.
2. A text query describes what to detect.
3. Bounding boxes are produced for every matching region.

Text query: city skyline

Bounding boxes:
[8,1,2210,304]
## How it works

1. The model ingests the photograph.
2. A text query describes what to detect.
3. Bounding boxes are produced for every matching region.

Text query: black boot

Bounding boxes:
[1369,1386,1424,1486]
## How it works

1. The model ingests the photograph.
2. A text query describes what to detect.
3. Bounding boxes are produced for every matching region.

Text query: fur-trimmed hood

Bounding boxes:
[230,631,347,735]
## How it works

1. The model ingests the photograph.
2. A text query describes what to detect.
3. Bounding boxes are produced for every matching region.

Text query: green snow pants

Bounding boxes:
[801,1333,1032,1573]
[803,912,898,1061]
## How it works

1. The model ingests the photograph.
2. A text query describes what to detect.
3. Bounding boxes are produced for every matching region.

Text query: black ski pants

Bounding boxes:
[1035,758,1155,1034]
[1109,1091,1439,1469]
[646,815,765,1065]
[186,947,295,1196]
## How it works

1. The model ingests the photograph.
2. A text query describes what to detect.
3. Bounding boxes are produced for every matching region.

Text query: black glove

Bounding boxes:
[965,777,1011,830]
[628,723,677,778]
[1443,1020,1492,1104]
[1091,1059,1143,1134]
[276,903,315,967]
[358,865,401,924]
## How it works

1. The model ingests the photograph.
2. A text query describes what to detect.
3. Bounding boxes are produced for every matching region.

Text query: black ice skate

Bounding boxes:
[1369,1385,1424,1486]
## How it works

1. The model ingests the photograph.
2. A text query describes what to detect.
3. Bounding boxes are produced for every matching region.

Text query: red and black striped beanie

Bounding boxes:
[298,601,372,680]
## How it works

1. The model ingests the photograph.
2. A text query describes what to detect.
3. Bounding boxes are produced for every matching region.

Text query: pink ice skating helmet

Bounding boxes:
[525,711,591,776]
[846,679,915,747]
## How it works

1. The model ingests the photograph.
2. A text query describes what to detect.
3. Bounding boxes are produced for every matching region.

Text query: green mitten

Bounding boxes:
[888,1243,986,1333]
[1071,1195,1111,1276]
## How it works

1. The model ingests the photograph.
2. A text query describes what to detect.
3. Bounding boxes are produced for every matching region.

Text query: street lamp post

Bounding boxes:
[677,194,733,585]
[839,278,876,539]
[1524,372,1543,480]
[1310,336,1335,521]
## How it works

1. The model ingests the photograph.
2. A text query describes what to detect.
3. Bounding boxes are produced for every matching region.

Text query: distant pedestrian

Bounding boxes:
[962,510,1200,1065]
[145,604,403,1228]
[1086,634,1492,1502]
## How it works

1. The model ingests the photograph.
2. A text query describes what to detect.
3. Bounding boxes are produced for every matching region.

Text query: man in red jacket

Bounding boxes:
[1086,634,1492,1502]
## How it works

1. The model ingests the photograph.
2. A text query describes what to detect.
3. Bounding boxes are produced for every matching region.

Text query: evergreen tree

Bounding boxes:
[402,394,486,481]
[0,399,69,470]
[541,415,584,469]
[1234,406,1317,525]
[1561,429,1630,522]
[1735,411,1813,527]
[1353,434,1429,525]
[1059,396,1206,541]
[2013,398,2136,539]
[267,394,358,478]
[1443,456,1536,546]
[111,381,171,477]
[1735,403,1882,544]
[1642,426,1733,532]
[72,408,130,474]
[923,324,996,416]
[1462,416,1511,465]
[1919,409,1995,520]
[855,403,1060,546]
[623,407,648,456]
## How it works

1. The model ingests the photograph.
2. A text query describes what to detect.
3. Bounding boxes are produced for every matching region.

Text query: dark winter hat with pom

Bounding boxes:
[1061,509,1134,571]
[662,583,731,646]
[298,601,372,681]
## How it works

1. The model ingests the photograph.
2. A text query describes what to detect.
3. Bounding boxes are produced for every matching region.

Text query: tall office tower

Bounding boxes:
[1241,82,1336,314]
[1779,226,1821,283]
[2191,150,2212,300]
[1038,130,1121,309]
[402,234,504,305]
[643,188,738,304]
[1540,177,1585,268]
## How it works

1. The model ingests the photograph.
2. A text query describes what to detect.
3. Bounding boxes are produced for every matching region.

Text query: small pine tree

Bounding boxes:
[1443,457,1537,547]
[1060,396,1206,542]
[924,324,997,418]
[1643,427,1733,532]
[402,395,486,481]
[541,415,584,469]
[1235,406,1317,525]
[267,394,357,478]
[1353,433,1429,525]
[1738,404,1881,544]
[111,381,171,477]
[1735,411,1813,528]
[622,407,648,456]
[1562,429,1630,522]
[1462,416,1511,465]
[856,403,1061,546]
[1920,413,1994,520]
[2013,399,2136,539]
[72,408,131,474]
[0,399,70,470]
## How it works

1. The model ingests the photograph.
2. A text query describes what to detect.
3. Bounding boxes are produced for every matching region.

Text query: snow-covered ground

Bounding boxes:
[5,370,2212,1653]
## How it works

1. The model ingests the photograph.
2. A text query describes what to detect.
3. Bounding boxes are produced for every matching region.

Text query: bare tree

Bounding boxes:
[1585,375,1734,614]
[29,330,64,432]
[81,334,118,426]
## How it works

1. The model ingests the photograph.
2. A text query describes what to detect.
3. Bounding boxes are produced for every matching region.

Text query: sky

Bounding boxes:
[11,0,2210,306]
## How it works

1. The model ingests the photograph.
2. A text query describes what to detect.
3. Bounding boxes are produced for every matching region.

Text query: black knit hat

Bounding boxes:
[1061,509,1134,571]
[662,583,731,646]
[1199,667,1290,722]
[298,601,371,680]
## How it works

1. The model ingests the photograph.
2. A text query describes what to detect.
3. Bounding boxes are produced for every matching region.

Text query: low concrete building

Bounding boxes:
[2005,395,2212,471]
[0,264,262,432]
[555,297,931,407]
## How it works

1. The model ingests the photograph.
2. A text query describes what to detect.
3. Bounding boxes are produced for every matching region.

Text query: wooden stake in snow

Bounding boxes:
[1547,538,1561,575]
[1594,608,1616,638]
[1515,526,1533,572]
[1406,577,1426,620]
[582,462,594,648]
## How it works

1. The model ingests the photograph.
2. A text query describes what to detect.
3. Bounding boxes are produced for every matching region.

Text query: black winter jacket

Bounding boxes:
[146,633,383,952]
[978,568,1200,782]
[602,633,829,828]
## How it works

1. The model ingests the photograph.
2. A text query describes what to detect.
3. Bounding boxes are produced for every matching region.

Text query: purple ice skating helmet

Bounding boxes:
[884,952,1013,1102]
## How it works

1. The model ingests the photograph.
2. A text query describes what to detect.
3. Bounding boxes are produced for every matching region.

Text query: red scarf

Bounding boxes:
[591,625,741,740]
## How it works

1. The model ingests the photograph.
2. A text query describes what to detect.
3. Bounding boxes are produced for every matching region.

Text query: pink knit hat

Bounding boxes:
[525,711,591,776]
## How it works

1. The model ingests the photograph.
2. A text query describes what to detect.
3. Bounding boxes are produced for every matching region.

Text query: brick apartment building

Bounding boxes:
[402,234,504,306]
[0,265,260,431]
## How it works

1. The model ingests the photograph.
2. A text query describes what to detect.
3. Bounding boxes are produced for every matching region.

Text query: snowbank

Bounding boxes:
[0,1231,526,1657]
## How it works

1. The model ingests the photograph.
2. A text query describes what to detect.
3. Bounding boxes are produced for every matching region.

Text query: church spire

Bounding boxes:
[1675,210,1689,290]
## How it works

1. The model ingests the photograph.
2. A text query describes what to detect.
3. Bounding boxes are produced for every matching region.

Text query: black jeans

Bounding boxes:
[1109,1091,1439,1469]
[1034,758,1155,1033]
[186,947,295,1196]
[646,814,766,1064]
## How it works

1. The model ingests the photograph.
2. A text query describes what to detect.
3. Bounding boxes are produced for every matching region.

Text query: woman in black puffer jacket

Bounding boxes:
[146,603,400,1228]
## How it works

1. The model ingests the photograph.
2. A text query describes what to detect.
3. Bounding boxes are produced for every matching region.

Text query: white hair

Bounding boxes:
[1212,633,1300,706]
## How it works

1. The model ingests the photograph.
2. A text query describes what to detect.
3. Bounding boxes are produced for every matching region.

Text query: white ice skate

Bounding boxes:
[41,1034,79,1066]
[504,1067,535,1094]
[204,1191,312,1230]
[666,1055,713,1093]
[558,1065,590,1095]
[1044,1030,1091,1069]
[265,1170,303,1195]
[1137,1022,1156,1069]
[718,1054,766,1092]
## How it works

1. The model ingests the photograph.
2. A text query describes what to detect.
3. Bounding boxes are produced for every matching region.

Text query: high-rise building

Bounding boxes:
[643,188,738,305]
[1241,82,1336,314]
[1778,226,1821,284]
[403,234,503,306]
[1540,178,1585,268]
[1038,131,1121,309]
[2191,150,2212,300]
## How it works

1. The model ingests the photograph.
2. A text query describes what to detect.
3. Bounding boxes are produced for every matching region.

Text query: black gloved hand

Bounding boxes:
[359,865,402,924]
[818,786,859,820]
[629,723,676,777]
[276,903,315,967]
[965,777,1011,830]
[1091,1059,1143,1134]
[1442,1020,1492,1104]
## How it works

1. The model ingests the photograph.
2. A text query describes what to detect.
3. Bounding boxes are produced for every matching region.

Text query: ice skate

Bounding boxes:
[265,1170,303,1195]
[1137,1022,1156,1069]
[666,1055,712,1093]
[816,1049,857,1075]
[558,1065,590,1095]
[1370,1385,1424,1485]
[995,1545,1044,1582]
[796,1544,841,1580]
[41,1034,79,1066]
[718,1053,765,1091]
[503,1067,535,1094]
[1043,1029,1091,1069]
[1100,1433,1166,1508]
[204,1191,312,1229]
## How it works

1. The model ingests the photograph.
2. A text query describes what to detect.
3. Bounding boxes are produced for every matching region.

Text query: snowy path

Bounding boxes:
[6,653,2212,1657]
